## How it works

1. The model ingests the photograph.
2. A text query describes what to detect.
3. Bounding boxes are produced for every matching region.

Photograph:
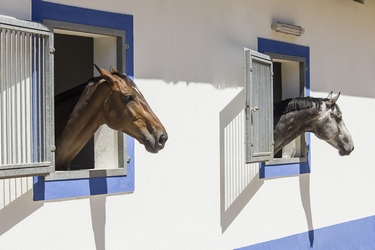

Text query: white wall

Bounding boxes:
[1,0,375,249]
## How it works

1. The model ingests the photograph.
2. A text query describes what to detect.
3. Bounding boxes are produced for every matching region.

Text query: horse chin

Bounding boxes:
[141,134,160,153]
[144,143,159,154]
[338,148,352,156]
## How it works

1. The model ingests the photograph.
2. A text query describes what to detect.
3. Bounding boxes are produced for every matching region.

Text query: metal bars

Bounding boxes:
[0,16,54,178]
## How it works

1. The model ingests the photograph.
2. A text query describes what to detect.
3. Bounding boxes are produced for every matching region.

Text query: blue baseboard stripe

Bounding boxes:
[236,215,375,250]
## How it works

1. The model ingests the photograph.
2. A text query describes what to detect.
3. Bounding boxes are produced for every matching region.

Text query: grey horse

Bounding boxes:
[274,92,354,156]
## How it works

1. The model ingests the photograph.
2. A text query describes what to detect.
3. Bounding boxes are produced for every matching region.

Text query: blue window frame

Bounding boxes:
[32,0,135,200]
[258,38,311,178]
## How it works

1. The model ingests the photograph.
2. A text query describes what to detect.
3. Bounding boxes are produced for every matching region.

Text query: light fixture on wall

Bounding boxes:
[271,22,305,36]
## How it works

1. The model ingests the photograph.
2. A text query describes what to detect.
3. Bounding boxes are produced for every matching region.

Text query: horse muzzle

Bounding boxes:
[338,145,354,156]
[143,130,168,153]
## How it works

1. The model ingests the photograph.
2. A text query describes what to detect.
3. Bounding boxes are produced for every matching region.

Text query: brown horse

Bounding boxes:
[55,65,168,170]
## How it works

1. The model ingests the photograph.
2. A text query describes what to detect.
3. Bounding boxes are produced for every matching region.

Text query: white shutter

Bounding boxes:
[244,48,273,163]
[0,15,54,178]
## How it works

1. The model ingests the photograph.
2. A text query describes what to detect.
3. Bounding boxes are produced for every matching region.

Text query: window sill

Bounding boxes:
[265,156,307,166]
[45,168,127,181]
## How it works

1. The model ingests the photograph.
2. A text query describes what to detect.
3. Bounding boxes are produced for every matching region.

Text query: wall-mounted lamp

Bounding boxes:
[271,22,305,36]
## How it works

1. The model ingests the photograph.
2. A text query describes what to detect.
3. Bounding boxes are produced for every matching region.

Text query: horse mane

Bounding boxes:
[55,77,102,105]
[55,77,102,138]
[274,97,323,117]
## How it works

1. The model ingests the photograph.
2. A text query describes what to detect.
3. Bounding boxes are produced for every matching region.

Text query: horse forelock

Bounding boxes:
[274,97,323,117]
[111,71,137,88]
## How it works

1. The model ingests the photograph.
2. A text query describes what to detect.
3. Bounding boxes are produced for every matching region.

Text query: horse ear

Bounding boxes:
[94,64,117,86]
[110,66,118,74]
[326,92,340,108]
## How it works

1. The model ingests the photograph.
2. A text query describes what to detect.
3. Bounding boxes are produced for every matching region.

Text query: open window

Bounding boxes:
[266,53,307,165]
[30,2,135,200]
[1,2,135,199]
[244,49,307,165]
[43,20,129,181]
[245,38,310,178]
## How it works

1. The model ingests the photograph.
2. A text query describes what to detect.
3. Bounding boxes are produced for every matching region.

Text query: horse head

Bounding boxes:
[312,92,354,156]
[95,65,168,153]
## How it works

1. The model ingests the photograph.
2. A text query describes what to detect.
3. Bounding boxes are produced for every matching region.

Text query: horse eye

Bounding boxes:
[331,112,341,120]
[123,95,134,103]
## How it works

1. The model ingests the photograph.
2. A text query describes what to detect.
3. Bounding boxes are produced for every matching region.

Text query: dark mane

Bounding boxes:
[55,77,102,105]
[55,77,102,138]
[274,97,323,117]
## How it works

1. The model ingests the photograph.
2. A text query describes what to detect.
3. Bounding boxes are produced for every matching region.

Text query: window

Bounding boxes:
[31,1,135,200]
[245,38,310,178]
[0,4,135,198]
[266,53,307,165]
[43,20,129,181]
[0,15,54,179]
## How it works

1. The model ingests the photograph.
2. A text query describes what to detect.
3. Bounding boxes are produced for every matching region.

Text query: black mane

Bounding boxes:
[55,77,102,105]
[54,77,102,138]
[274,97,323,117]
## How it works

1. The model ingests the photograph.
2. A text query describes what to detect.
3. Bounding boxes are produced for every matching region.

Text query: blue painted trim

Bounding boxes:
[32,0,134,77]
[32,1,135,200]
[34,135,135,200]
[258,38,311,178]
[235,215,375,250]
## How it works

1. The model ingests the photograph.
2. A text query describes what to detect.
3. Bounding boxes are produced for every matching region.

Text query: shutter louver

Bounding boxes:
[0,16,54,178]
[244,48,274,163]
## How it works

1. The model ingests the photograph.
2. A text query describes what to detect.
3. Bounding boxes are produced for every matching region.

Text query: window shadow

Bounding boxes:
[220,89,264,232]
[90,195,107,250]
[0,178,43,236]
[89,174,108,250]
[299,174,314,247]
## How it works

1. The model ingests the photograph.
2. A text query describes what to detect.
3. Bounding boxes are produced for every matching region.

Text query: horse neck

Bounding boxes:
[273,106,320,154]
[55,81,111,170]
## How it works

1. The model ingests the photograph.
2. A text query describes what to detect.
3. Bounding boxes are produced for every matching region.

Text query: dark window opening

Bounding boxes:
[54,33,95,170]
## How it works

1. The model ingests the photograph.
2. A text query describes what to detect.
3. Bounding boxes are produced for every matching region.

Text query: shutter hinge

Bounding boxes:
[125,44,130,50]
[50,47,55,54]
[246,100,250,119]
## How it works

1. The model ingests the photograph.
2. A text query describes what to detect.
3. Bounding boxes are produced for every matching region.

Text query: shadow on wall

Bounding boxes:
[220,89,264,232]
[220,89,314,242]
[90,195,107,250]
[299,174,314,247]
[0,178,43,236]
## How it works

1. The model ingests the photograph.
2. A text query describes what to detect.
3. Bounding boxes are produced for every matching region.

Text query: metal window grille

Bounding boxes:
[0,16,54,179]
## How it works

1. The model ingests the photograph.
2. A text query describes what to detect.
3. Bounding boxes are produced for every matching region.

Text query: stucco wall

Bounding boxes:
[0,0,374,249]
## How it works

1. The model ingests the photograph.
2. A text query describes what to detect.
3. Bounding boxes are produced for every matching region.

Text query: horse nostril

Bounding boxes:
[158,134,166,145]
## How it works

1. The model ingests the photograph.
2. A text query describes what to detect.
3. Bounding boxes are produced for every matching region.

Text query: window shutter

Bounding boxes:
[0,16,54,178]
[244,48,274,163]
